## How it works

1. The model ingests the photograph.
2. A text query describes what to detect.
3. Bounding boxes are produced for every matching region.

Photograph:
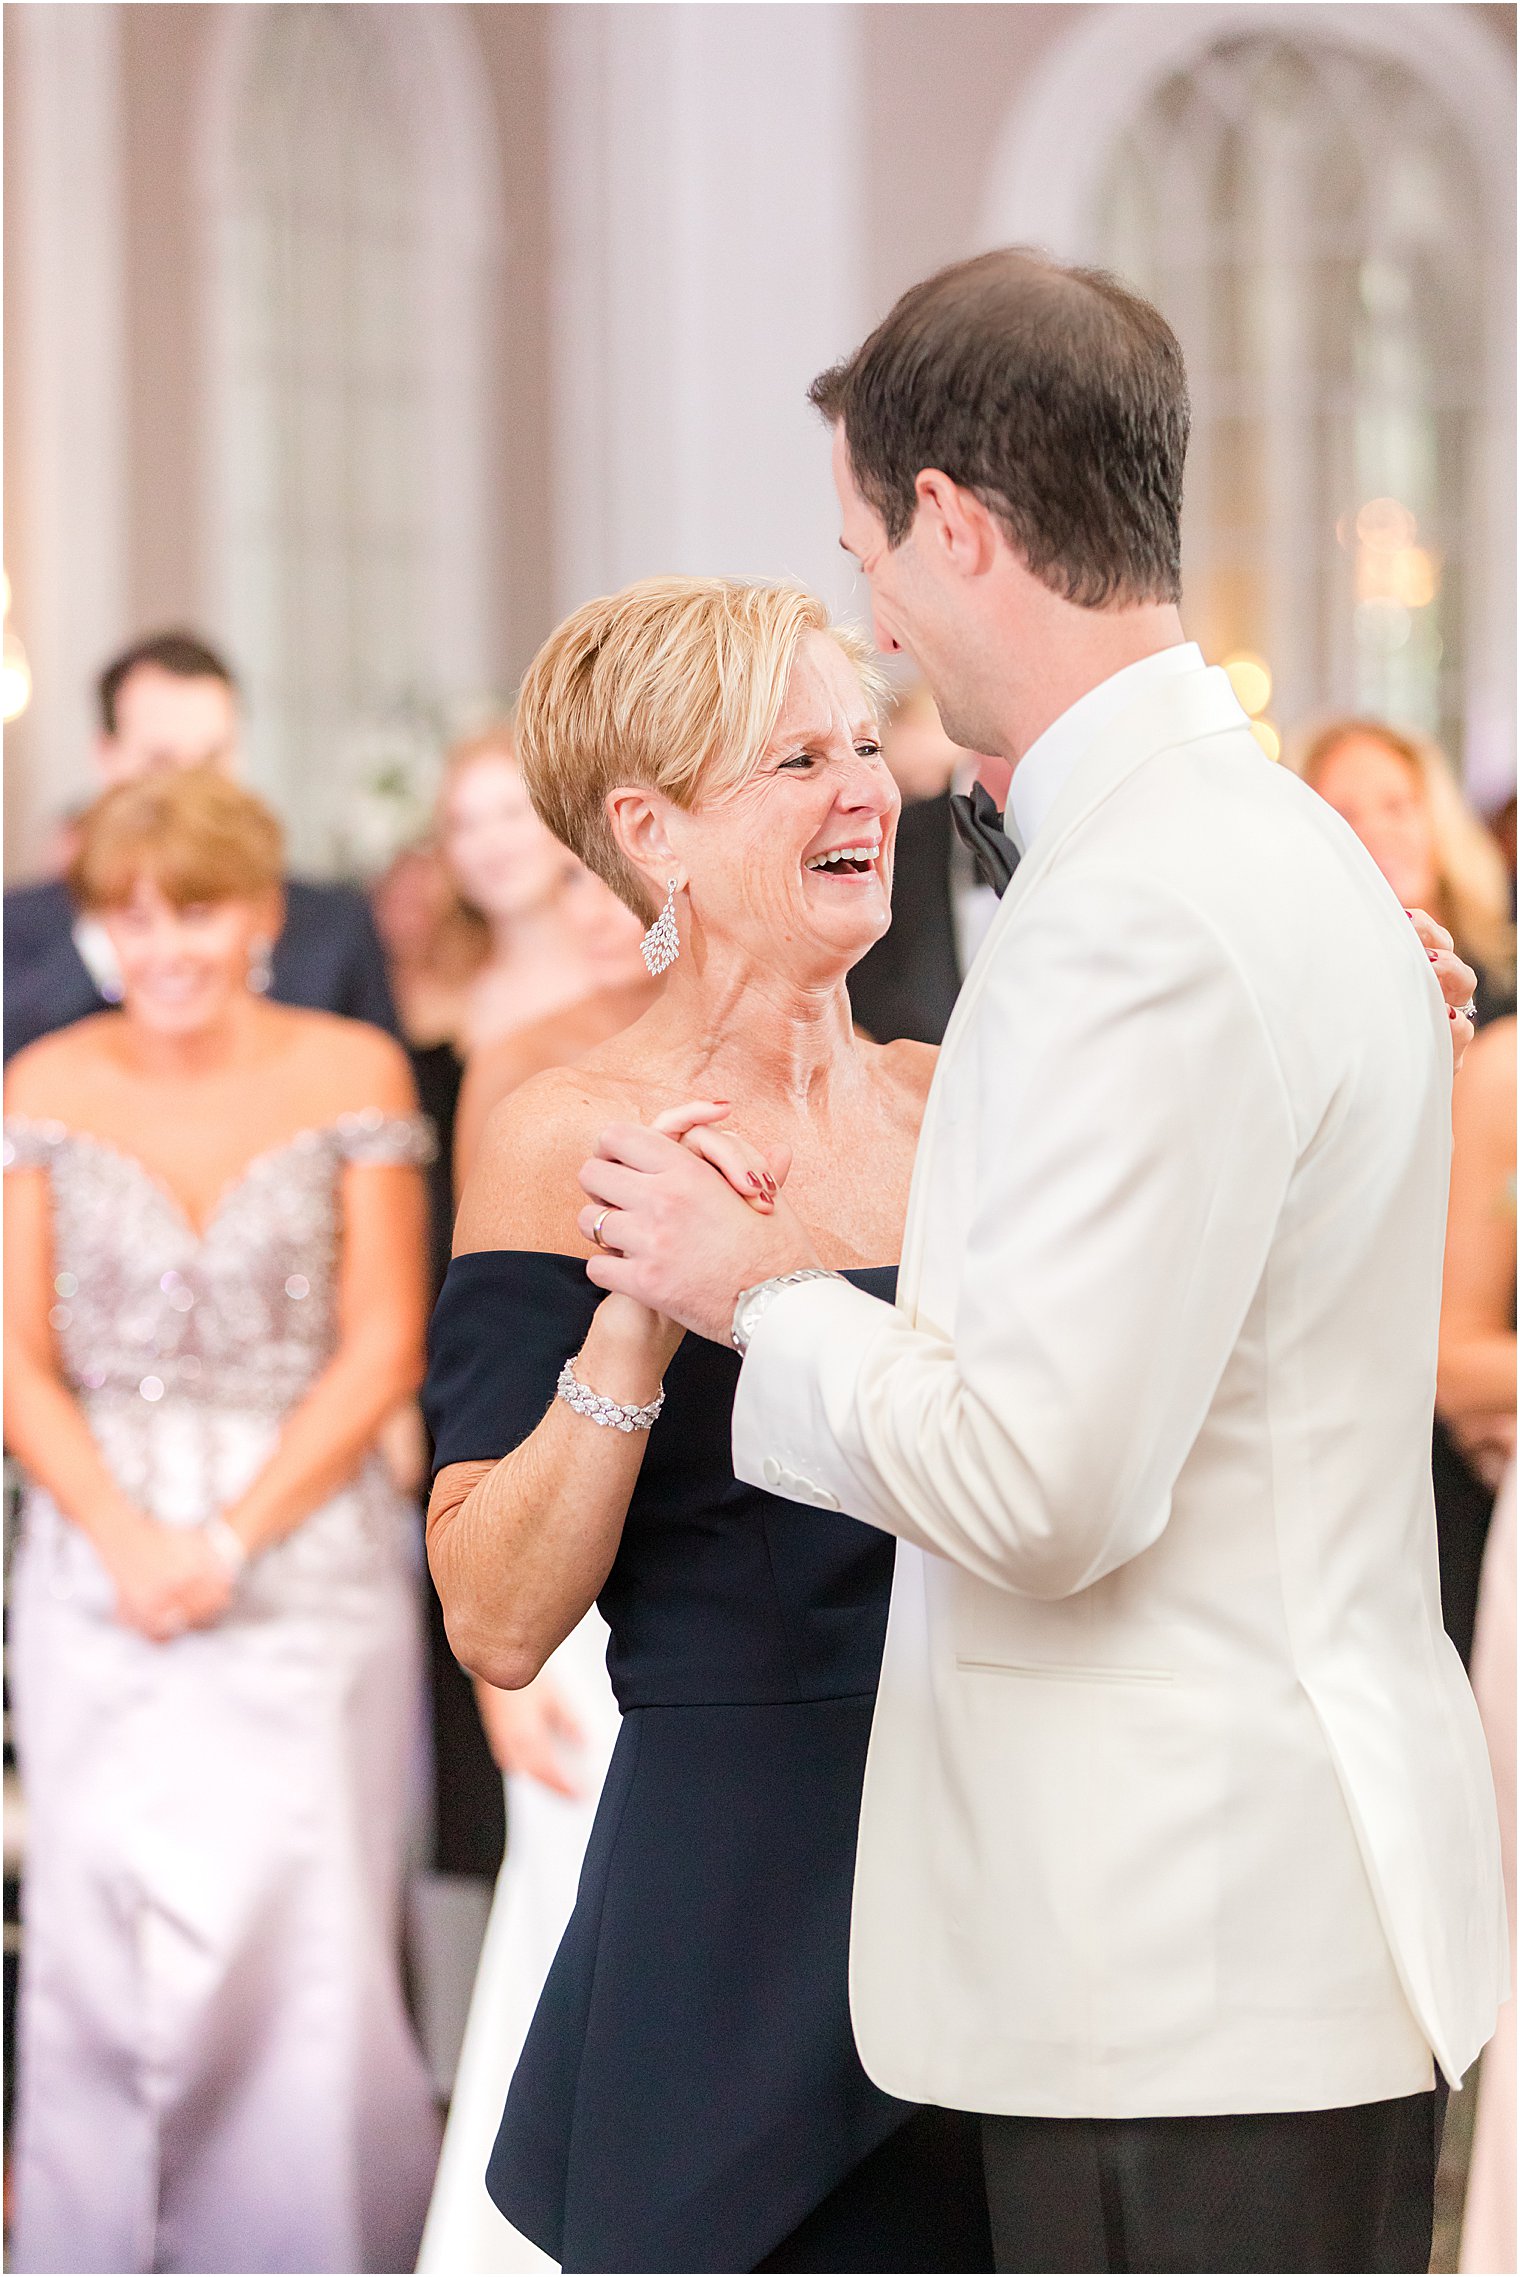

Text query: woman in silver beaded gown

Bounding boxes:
[2,770,441,2275]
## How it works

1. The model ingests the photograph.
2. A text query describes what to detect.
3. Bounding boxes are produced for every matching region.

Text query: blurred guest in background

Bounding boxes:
[422,858,654,2272]
[1439,1016,1518,1491]
[846,683,999,1045]
[1294,715,1516,1665]
[1440,1015,1516,2276]
[437,725,616,1056]
[378,728,630,1294]
[1487,793,1516,915]
[371,842,488,1054]
[453,859,655,1184]
[4,631,397,1061]
[369,840,487,1297]
[2,769,439,2274]
[1292,718,1515,1021]
[386,733,637,1926]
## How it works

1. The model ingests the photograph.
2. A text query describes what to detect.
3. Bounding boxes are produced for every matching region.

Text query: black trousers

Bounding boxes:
[980,2090,1439,2274]
[758,2105,995,2272]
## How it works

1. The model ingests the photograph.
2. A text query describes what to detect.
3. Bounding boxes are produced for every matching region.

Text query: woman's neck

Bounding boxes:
[117,993,272,1082]
[640,947,864,1113]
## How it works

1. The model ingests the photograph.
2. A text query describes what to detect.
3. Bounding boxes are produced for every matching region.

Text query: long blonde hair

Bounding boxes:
[1292,718,1515,986]
[430,721,523,954]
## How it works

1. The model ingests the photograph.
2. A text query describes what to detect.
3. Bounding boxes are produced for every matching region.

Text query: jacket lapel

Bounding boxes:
[898,666,1249,1311]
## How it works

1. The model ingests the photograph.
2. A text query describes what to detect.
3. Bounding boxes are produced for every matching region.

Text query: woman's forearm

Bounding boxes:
[1437,1327,1518,1433]
[3,1343,148,1554]
[428,1299,673,1688]
[220,1331,422,1557]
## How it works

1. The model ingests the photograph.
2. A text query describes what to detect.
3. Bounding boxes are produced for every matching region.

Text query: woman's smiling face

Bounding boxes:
[667,631,900,984]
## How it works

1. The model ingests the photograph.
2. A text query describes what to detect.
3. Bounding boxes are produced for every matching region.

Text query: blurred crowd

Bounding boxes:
[3,627,1515,2272]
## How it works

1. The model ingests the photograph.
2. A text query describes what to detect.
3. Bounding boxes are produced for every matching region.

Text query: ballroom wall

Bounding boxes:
[4,1,1515,876]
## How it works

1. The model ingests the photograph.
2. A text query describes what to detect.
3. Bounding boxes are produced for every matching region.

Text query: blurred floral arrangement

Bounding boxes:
[324,688,502,878]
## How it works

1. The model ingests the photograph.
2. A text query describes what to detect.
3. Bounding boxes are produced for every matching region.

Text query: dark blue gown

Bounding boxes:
[425,1251,992,2274]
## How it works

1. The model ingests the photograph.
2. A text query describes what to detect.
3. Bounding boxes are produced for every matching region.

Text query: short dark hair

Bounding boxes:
[809,248,1189,609]
[97,631,238,737]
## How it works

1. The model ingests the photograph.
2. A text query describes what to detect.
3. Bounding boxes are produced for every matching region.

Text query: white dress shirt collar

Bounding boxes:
[72,914,125,1003]
[1005,642,1205,855]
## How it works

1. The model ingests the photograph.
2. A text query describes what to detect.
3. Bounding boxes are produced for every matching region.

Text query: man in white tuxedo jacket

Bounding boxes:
[582,251,1506,2271]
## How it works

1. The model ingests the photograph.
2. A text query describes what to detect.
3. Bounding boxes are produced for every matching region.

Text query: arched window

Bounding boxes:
[225,6,426,861]
[199,4,500,870]
[979,4,1515,798]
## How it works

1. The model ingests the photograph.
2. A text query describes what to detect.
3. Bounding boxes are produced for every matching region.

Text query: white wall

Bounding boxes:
[6,3,127,871]
[550,3,869,628]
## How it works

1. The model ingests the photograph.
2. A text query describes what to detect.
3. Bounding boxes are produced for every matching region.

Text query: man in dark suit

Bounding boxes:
[4,631,397,1060]
[847,683,1002,1045]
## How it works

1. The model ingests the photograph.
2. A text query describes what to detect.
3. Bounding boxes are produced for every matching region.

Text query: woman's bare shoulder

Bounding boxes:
[282,1009,418,1117]
[453,1062,646,1259]
[874,1036,939,1113]
[4,1014,123,1119]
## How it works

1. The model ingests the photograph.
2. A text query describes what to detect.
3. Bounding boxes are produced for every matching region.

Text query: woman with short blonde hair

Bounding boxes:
[518,576,884,916]
[5,767,441,2273]
[424,575,993,2272]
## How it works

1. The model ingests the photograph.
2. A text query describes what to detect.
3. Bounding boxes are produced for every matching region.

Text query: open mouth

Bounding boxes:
[803,845,880,879]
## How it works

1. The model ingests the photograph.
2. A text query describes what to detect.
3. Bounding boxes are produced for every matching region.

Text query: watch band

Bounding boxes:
[731,1268,841,1356]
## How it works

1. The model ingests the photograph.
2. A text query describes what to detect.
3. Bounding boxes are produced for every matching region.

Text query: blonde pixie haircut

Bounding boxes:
[516,576,887,917]
[69,766,284,912]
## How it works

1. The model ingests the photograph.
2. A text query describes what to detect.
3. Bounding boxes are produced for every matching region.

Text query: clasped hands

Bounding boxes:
[106,1509,238,1643]
[578,910,1478,1345]
[578,1101,817,1346]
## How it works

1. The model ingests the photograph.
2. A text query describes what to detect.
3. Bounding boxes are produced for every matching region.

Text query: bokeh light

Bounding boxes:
[1222,652,1273,718]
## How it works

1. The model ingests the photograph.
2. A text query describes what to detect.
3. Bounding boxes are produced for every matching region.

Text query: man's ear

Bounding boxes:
[912,470,1002,578]
[605,786,682,908]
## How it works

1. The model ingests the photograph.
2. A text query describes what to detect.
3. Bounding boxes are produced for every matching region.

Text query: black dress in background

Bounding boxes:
[1432,972,1516,1668]
[424,1251,993,2275]
[408,1039,505,1880]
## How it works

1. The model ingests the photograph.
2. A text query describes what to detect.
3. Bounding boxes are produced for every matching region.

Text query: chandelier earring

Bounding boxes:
[246,938,274,996]
[640,878,681,976]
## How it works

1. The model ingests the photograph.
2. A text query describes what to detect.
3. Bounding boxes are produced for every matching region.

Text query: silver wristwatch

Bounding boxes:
[731,1268,842,1356]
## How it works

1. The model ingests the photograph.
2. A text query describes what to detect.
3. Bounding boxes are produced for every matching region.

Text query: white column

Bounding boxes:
[9,3,127,868]
[550,3,866,627]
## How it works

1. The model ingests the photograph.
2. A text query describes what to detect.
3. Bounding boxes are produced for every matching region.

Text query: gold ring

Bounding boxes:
[591,1207,615,1252]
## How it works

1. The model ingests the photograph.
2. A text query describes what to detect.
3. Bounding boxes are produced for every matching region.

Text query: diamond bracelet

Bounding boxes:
[555,1356,666,1434]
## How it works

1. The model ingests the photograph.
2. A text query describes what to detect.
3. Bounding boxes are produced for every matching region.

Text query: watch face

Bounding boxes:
[733,1283,773,1352]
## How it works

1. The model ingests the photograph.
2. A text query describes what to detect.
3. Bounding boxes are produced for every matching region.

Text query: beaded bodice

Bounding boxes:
[3,1112,434,1415]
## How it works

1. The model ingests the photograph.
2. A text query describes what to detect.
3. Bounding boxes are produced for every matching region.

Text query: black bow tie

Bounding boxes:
[949,782,1019,897]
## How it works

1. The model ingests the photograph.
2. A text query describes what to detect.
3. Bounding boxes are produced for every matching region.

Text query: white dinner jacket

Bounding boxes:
[731,661,1507,2119]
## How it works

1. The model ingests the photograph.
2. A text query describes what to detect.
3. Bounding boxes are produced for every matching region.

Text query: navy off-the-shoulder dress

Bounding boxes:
[425,1251,992,2275]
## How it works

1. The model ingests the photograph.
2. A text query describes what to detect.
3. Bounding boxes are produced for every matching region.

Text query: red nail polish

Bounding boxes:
[747,1172,765,1192]
[1450,1006,1458,1019]
[1429,952,1439,963]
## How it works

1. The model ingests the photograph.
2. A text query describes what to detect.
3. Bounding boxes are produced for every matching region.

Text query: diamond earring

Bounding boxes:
[247,938,274,995]
[640,878,680,976]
